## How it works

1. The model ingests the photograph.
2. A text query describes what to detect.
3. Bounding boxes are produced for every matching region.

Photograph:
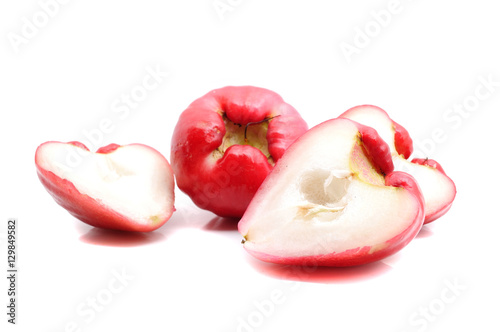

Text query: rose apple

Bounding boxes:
[36,141,175,232]
[170,86,308,218]
[238,118,425,267]
[339,105,456,223]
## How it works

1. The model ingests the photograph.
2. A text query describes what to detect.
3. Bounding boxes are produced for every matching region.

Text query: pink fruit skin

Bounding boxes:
[240,119,425,267]
[393,120,413,159]
[356,123,394,175]
[411,158,457,223]
[171,86,308,218]
[36,142,175,232]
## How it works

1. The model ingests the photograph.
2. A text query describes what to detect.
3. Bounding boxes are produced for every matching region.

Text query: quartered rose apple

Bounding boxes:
[35,141,175,232]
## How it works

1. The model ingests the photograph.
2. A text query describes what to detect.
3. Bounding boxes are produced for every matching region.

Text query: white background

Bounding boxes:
[1,1,499,331]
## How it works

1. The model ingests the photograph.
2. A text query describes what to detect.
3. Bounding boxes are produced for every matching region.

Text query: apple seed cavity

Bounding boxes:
[213,113,276,165]
[297,169,352,220]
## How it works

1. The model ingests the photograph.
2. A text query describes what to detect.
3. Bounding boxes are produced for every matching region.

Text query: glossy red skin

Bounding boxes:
[171,86,308,218]
[356,123,394,175]
[340,105,414,158]
[411,158,456,223]
[241,119,425,267]
[393,120,413,159]
[36,141,174,232]
[96,143,121,154]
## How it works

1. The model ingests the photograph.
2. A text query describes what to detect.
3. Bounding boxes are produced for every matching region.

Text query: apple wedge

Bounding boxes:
[35,141,175,232]
[339,105,456,223]
[238,118,425,267]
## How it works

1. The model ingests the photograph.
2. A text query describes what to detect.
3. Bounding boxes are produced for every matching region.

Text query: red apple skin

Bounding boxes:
[411,158,456,223]
[95,143,121,154]
[36,141,175,232]
[357,123,394,175]
[171,86,308,218]
[393,120,413,159]
[240,119,425,267]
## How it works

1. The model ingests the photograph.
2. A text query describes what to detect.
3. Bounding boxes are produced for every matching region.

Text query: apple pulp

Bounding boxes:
[36,141,175,232]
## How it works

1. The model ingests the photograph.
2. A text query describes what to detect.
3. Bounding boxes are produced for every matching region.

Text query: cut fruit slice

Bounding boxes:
[340,105,456,223]
[238,118,425,267]
[35,141,175,232]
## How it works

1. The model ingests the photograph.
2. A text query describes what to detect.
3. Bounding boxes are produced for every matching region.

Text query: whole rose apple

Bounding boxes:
[171,86,308,218]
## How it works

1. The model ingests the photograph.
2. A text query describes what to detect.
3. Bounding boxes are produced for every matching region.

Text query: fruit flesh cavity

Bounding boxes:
[239,119,421,259]
[244,180,418,258]
[36,142,174,225]
[213,114,273,165]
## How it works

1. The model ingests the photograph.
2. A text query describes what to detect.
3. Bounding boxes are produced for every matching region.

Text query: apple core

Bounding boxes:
[213,113,275,166]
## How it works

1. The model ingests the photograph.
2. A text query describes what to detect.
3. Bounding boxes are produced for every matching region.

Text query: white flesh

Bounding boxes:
[37,143,174,225]
[341,105,455,218]
[394,158,455,217]
[240,119,419,258]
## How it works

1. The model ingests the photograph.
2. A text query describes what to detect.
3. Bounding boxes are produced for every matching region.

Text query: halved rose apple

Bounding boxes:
[238,118,425,267]
[340,105,456,223]
[35,141,175,232]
